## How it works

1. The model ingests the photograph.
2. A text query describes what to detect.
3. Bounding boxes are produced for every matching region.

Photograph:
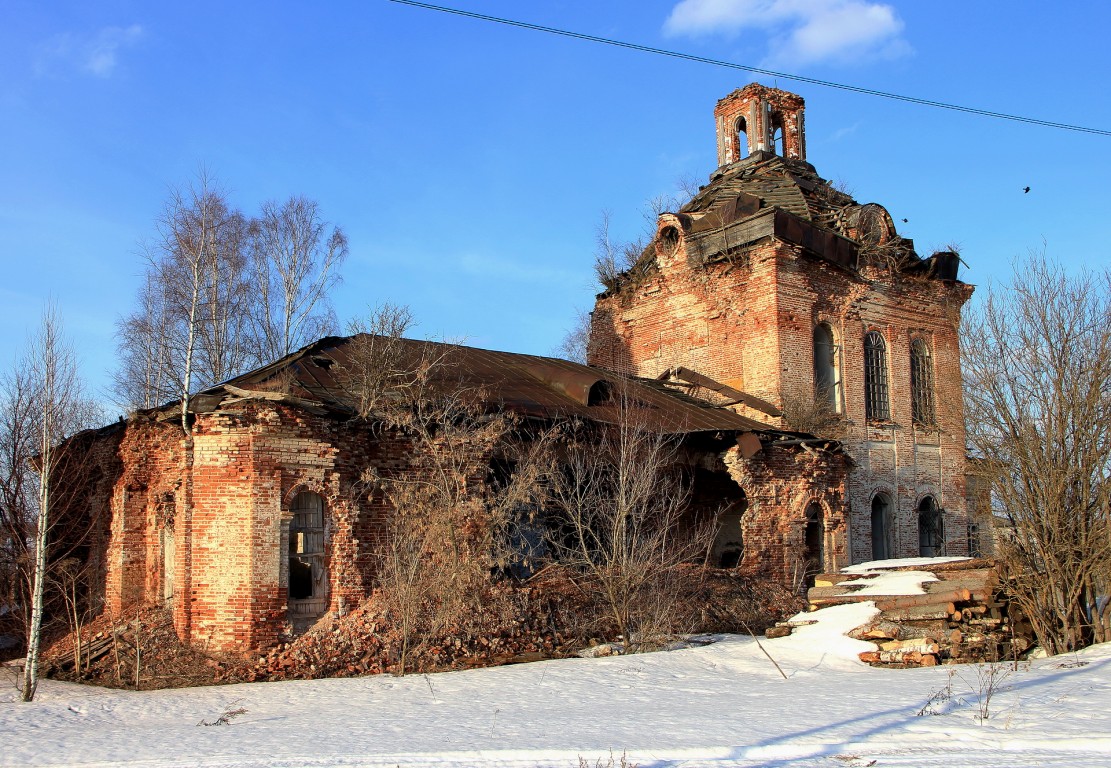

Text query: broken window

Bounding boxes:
[864,331,890,421]
[910,338,935,425]
[711,492,749,568]
[803,503,824,587]
[288,491,327,621]
[813,323,840,412]
[870,493,894,560]
[918,496,944,557]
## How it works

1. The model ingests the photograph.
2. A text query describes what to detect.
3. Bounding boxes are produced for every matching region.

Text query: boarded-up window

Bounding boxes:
[288,492,327,620]
[864,331,890,421]
[910,338,935,425]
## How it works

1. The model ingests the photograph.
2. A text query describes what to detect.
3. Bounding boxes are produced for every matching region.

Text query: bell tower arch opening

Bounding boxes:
[714,83,806,166]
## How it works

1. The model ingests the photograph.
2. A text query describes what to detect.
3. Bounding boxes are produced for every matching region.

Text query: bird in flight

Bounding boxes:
[1023,186,1031,194]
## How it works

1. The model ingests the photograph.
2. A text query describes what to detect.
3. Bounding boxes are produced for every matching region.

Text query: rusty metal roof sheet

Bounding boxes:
[193,335,779,436]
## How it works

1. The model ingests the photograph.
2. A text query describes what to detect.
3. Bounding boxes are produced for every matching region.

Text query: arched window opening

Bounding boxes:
[587,380,614,406]
[911,338,936,425]
[712,491,748,568]
[735,116,749,159]
[804,503,824,587]
[864,331,890,421]
[871,493,894,561]
[918,496,944,557]
[288,491,327,623]
[770,112,785,156]
[159,493,175,604]
[813,323,840,412]
[658,225,680,256]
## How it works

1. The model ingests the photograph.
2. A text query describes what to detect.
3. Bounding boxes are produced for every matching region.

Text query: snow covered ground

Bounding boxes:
[6,560,1110,767]
[4,613,1111,767]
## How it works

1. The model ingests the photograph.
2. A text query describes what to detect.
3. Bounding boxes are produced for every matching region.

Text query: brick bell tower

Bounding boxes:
[714,83,806,165]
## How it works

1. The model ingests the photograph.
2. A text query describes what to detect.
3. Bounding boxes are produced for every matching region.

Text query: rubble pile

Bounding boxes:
[43,606,215,689]
[42,567,800,689]
[800,558,1034,667]
[228,566,804,682]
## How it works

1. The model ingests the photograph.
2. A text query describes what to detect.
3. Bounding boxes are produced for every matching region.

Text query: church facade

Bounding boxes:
[589,83,981,568]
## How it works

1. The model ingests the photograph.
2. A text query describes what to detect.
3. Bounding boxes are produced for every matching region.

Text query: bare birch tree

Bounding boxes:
[113,173,256,423]
[18,306,91,701]
[112,269,174,410]
[248,196,347,364]
[114,186,347,413]
[963,254,1111,654]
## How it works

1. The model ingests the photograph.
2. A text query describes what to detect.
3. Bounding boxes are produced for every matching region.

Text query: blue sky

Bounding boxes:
[2,1,1109,403]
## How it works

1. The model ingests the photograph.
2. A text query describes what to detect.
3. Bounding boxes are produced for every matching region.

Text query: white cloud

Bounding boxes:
[663,0,909,67]
[84,25,144,77]
[36,24,144,78]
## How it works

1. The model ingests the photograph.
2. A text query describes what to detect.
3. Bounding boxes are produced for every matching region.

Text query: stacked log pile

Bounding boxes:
[801,558,1034,667]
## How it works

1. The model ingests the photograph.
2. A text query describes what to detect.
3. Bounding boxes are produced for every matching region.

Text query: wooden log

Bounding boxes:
[873,590,970,610]
[813,573,875,587]
[931,568,998,583]
[809,591,966,610]
[880,638,940,654]
[881,607,955,622]
[808,585,871,600]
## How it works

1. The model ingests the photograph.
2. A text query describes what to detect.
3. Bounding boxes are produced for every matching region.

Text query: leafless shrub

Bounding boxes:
[593,210,646,292]
[578,751,637,768]
[546,387,715,653]
[199,701,248,726]
[345,303,416,418]
[963,253,1111,654]
[779,387,846,440]
[353,337,556,675]
[916,667,956,716]
[957,661,1013,723]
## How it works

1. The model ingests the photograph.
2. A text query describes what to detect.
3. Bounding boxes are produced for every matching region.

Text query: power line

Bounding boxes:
[388,0,1111,138]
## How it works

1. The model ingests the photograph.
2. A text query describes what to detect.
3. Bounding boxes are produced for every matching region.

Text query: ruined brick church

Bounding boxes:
[66,84,985,652]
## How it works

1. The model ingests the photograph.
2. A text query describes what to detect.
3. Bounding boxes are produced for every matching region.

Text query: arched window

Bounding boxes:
[804,503,824,587]
[288,491,327,623]
[813,323,839,412]
[918,496,944,557]
[871,493,894,560]
[864,331,890,421]
[910,338,935,425]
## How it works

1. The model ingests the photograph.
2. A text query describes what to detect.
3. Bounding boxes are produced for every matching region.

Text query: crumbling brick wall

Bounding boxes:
[722,440,850,586]
[74,399,514,654]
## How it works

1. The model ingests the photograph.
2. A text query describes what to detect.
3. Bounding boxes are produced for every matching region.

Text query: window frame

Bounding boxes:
[864,330,891,421]
[910,337,936,426]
